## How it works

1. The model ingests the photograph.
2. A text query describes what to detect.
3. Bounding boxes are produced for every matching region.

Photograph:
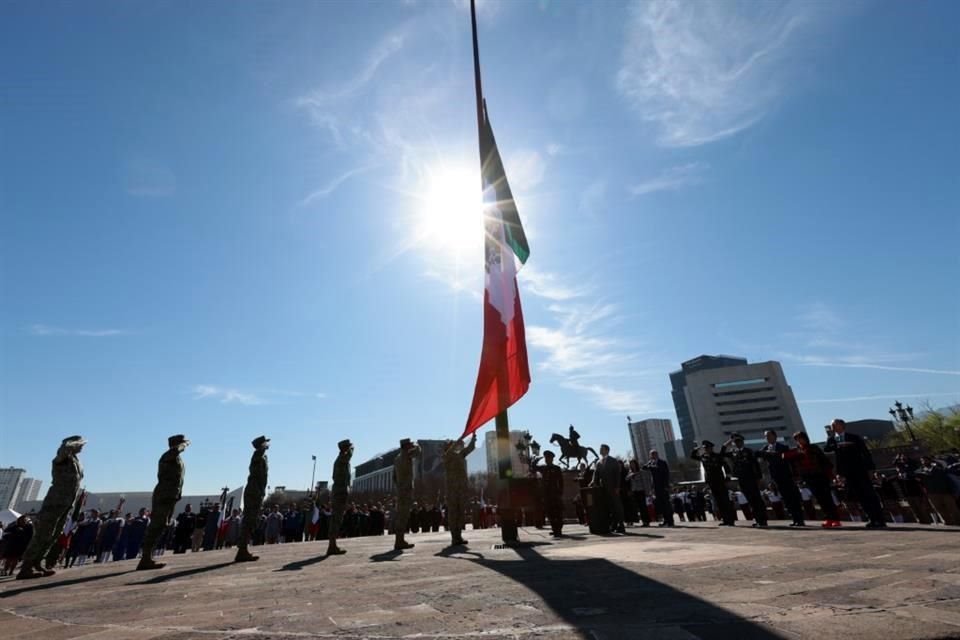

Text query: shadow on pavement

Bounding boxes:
[369,549,404,562]
[456,545,785,639]
[277,554,329,572]
[0,570,133,598]
[130,561,234,585]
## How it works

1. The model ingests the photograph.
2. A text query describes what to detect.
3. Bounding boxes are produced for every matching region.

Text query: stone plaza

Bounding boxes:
[2,521,960,639]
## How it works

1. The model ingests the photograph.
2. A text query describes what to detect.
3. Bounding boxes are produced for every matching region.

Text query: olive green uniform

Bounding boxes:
[20,447,83,572]
[141,448,185,558]
[443,438,475,538]
[328,452,351,544]
[393,448,417,533]
[238,448,268,552]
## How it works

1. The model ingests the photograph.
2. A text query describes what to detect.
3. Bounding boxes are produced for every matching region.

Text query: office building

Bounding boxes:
[670,355,748,450]
[485,430,529,478]
[15,478,42,508]
[0,467,26,510]
[683,360,806,447]
[627,419,675,463]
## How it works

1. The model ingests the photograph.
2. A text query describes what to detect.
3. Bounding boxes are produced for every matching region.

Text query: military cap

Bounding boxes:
[252,435,270,448]
[399,438,413,448]
[61,435,87,448]
[730,432,744,441]
[168,434,190,448]
[701,439,715,448]
[338,439,352,450]
[542,450,555,458]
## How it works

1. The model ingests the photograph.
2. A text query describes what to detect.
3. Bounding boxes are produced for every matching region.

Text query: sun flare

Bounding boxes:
[415,166,485,258]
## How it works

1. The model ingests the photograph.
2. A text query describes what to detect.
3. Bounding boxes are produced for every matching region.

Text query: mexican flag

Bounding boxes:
[463,104,531,437]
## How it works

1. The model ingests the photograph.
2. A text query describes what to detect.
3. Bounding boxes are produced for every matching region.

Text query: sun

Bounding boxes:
[415,166,485,258]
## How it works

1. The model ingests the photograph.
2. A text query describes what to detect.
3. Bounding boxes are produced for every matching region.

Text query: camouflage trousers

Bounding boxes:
[141,497,176,558]
[21,500,72,571]
[394,491,412,533]
[328,491,348,542]
[446,489,466,533]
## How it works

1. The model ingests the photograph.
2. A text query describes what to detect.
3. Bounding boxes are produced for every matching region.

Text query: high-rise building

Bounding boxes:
[0,467,26,510]
[352,440,450,493]
[670,355,748,450]
[484,430,529,478]
[682,360,806,447]
[15,478,42,507]
[627,419,674,463]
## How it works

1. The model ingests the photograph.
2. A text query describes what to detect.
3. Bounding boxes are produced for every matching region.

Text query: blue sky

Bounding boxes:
[2,1,958,495]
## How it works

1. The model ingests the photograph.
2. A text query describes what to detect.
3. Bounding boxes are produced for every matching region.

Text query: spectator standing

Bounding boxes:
[593,444,626,534]
[643,450,674,527]
[785,432,841,528]
[825,419,886,528]
[626,459,650,527]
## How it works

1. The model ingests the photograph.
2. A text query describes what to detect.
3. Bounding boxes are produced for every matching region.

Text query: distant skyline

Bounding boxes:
[1,1,958,493]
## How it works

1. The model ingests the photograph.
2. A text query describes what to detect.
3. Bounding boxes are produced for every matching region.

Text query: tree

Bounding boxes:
[882,406,960,452]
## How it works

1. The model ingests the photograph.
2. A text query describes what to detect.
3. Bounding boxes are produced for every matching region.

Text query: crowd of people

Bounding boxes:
[581,420,960,534]
[5,419,959,580]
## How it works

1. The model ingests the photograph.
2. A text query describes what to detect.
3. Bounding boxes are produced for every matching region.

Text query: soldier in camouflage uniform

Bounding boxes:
[235,435,269,562]
[690,440,736,526]
[137,434,189,570]
[442,434,476,546]
[326,439,353,556]
[392,438,420,551]
[17,436,86,580]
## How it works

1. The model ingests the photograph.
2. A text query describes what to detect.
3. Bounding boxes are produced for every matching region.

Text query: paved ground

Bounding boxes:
[2,521,960,639]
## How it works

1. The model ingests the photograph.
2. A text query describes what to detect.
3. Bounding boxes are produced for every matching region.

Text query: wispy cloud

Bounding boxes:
[801,391,960,404]
[628,163,707,197]
[617,1,842,147]
[297,35,404,108]
[299,165,375,206]
[775,301,957,377]
[192,385,327,406]
[526,290,664,413]
[28,324,131,337]
[519,265,587,302]
[796,360,960,377]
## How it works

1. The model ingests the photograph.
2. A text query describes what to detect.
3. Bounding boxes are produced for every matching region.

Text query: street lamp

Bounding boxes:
[889,400,918,442]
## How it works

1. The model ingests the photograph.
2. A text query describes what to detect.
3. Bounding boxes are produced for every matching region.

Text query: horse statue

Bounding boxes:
[549,433,599,469]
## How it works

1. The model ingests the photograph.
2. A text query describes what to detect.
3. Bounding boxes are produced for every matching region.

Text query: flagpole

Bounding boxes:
[470,0,518,545]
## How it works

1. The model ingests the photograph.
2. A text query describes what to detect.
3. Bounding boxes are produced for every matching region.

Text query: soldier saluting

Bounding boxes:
[690,440,736,526]
[138,434,189,570]
[235,435,269,562]
[532,450,566,537]
[443,434,476,546]
[720,433,768,528]
[393,438,420,551]
[326,439,353,556]
[17,436,86,580]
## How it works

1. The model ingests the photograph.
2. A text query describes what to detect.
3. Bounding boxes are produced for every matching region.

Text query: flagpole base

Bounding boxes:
[498,505,519,544]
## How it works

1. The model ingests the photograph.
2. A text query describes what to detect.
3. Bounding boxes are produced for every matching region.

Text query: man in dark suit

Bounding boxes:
[643,450,674,527]
[825,419,886,528]
[592,444,625,534]
[759,430,806,527]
